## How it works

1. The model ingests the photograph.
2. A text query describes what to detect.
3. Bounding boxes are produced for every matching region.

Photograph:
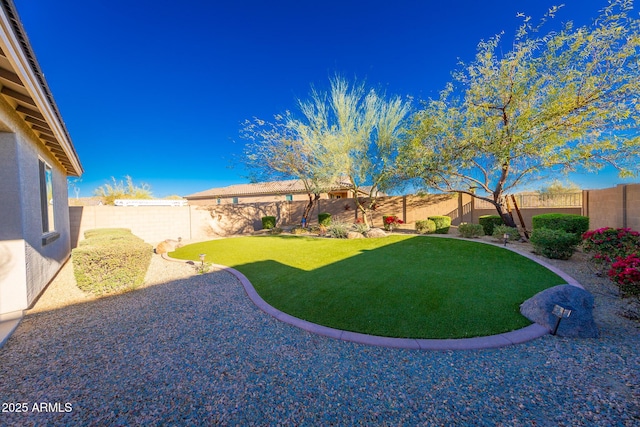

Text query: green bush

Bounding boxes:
[492,225,521,242]
[529,228,582,260]
[72,228,152,295]
[479,215,504,236]
[458,223,484,238]
[532,213,589,236]
[352,223,370,235]
[415,219,436,234]
[261,216,276,230]
[326,222,349,239]
[318,212,332,226]
[428,216,451,234]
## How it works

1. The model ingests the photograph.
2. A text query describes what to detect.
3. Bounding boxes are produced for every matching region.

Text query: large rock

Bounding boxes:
[155,238,182,254]
[347,231,365,239]
[365,228,387,238]
[520,284,598,338]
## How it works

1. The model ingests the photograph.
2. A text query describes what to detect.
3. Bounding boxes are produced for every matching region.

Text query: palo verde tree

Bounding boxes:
[243,76,411,227]
[297,77,411,226]
[399,1,640,227]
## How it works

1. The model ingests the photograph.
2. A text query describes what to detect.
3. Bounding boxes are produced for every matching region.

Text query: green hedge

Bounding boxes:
[318,212,332,226]
[428,216,451,234]
[529,228,581,260]
[415,219,436,234]
[458,223,484,238]
[261,216,276,230]
[532,213,589,236]
[72,228,152,295]
[492,225,521,242]
[478,215,504,236]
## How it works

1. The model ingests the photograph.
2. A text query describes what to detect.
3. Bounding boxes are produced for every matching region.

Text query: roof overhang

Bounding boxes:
[0,0,82,176]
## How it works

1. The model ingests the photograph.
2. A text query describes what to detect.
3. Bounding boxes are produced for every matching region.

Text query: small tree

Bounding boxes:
[94,176,153,205]
[399,1,640,227]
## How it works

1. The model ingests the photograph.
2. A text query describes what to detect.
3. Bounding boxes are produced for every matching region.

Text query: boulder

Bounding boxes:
[365,228,387,238]
[520,284,598,338]
[347,231,365,239]
[155,238,182,254]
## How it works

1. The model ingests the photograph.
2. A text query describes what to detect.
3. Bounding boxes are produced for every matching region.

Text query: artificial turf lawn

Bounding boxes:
[170,235,564,339]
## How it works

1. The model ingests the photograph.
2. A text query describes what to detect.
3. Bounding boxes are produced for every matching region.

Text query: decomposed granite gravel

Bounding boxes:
[0,239,639,426]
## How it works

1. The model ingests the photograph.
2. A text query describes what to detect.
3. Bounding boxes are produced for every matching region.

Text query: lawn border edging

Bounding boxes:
[163,236,586,350]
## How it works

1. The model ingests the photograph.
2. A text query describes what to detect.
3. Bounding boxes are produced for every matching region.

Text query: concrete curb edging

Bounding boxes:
[162,235,588,351]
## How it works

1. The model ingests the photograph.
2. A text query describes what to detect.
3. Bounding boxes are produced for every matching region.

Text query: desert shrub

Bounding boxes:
[291,227,306,235]
[608,254,640,297]
[529,228,581,260]
[478,215,504,236]
[326,222,350,239]
[428,216,451,234]
[352,223,370,235]
[532,213,589,236]
[72,228,152,295]
[382,215,403,231]
[267,227,283,235]
[458,223,484,238]
[492,225,521,242]
[318,212,332,226]
[415,219,436,234]
[261,216,276,230]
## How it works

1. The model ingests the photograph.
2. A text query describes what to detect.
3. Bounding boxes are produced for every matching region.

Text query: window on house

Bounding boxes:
[39,159,55,233]
[232,197,239,204]
[285,194,293,201]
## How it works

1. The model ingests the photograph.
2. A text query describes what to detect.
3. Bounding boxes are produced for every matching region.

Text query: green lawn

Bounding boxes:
[170,235,564,339]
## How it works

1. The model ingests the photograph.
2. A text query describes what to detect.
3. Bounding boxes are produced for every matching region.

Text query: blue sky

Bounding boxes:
[14,0,638,198]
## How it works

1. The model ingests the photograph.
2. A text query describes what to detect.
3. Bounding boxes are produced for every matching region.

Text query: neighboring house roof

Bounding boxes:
[0,0,82,176]
[185,178,386,200]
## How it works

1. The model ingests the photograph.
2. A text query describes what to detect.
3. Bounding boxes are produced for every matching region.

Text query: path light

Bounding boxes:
[551,304,573,335]
[199,253,206,268]
[503,233,509,246]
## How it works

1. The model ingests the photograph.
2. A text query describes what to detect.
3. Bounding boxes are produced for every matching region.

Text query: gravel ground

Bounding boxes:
[0,237,639,426]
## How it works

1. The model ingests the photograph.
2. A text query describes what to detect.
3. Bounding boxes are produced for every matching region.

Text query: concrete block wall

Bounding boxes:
[583,184,640,230]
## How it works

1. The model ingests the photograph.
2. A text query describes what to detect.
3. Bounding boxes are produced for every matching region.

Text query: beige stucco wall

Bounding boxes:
[0,96,72,316]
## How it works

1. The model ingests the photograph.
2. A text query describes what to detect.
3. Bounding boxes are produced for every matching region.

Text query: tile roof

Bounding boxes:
[185,179,352,199]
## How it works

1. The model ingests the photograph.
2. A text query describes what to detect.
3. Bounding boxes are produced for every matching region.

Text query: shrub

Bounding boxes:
[382,215,403,231]
[492,225,521,242]
[582,227,640,267]
[428,216,451,234]
[352,223,370,235]
[326,222,349,239]
[458,223,484,238]
[478,215,504,236]
[608,254,640,297]
[531,213,589,236]
[291,227,306,235]
[318,212,332,226]
[529,228,581,260]
[415,219,436,234]
[72,228,152,295]
[261,216,276,230]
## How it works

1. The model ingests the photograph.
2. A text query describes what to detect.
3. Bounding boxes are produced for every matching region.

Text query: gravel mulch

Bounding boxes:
[0,237,639,426]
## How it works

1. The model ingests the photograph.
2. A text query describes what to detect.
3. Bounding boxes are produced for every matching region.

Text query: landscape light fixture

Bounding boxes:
[199,253,206,267]
[503,233,509,246]
[551,304,573,335]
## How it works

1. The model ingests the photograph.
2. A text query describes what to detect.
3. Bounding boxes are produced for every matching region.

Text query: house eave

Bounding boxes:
[0,0,82,177]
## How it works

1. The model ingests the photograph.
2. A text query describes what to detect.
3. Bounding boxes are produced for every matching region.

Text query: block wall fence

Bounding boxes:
[68,183,640,248]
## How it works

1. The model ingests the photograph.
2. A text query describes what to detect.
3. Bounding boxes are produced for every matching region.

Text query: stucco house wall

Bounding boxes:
[0,0,82,327]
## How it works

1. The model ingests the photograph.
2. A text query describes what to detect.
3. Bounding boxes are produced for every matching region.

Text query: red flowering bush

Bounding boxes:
[582,227,640,267]
[608,254,640,297]
[383,215,403,231]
